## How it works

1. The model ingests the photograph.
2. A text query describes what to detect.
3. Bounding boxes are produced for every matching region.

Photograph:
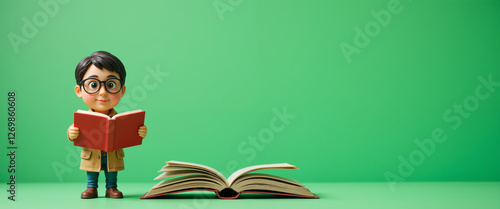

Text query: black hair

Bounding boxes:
[75,51,126,85]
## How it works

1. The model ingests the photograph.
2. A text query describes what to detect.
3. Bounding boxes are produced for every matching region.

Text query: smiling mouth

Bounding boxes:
[98,100,108,103]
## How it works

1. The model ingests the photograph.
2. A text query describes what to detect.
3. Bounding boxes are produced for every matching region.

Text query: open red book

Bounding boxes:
[140,161,319,199]
[73,109,145,152]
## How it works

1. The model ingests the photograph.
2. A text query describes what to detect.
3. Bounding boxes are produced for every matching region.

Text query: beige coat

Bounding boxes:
[80,147,125,172]
[69,109,125,172]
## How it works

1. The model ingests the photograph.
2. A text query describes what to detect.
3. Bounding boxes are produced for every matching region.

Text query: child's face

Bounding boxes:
[75,64,126,114]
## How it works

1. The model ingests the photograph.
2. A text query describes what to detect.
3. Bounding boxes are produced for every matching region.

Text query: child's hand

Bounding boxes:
[138,125,147,139]
[68,124,80,141]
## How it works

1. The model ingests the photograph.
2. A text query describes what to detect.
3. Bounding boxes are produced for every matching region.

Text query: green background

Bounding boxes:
[1,0,500,186]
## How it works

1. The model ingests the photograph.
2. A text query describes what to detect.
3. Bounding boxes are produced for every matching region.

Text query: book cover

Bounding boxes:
[73,110,145,152]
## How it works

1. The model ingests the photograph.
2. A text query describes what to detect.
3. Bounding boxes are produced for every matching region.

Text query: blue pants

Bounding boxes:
[86,155,117,188]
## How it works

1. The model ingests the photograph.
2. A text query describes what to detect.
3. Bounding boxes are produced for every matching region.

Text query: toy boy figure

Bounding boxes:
[67,51,147,199]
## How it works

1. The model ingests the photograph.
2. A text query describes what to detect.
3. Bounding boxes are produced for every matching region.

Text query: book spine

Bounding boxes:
[215,190,241,199]
[107,119,116,153]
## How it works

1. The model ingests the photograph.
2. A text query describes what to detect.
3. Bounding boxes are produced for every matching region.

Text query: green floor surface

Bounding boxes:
[2,182,500,209]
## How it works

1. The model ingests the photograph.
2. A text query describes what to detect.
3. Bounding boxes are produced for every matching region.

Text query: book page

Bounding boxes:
[76,110,110,118]
[154,169,220,181]
[145,175,225,198]
[231,173,304,188]
[166,161,228,186]
[112,109,143,118]
[227,163,297,186]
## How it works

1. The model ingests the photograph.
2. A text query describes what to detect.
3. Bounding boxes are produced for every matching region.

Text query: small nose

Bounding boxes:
[98,84,107,96]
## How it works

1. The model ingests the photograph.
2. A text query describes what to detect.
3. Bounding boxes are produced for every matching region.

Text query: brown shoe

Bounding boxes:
[81,187,98,199]
[105,187,123,198]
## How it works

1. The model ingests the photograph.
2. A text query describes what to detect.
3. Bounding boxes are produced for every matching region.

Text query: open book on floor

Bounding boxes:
[140,161,319,199]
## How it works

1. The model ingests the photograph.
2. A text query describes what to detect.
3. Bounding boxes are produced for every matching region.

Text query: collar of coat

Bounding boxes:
[89,108,117,117]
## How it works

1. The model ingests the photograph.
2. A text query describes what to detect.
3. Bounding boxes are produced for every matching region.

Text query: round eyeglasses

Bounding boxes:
[80,78,123,94]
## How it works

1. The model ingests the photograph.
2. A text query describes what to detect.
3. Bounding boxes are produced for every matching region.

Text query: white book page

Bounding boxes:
[112,109,143,118]
[166,161,228,186]
[76,110,110,118]
[227,163,297,186]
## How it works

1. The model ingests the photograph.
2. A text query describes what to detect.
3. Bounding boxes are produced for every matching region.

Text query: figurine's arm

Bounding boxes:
[138,125,147,139]
[67,124,80,141]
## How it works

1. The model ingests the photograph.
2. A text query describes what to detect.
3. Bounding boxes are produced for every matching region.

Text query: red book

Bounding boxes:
[140,161,319,199]
[73,109,145,152]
